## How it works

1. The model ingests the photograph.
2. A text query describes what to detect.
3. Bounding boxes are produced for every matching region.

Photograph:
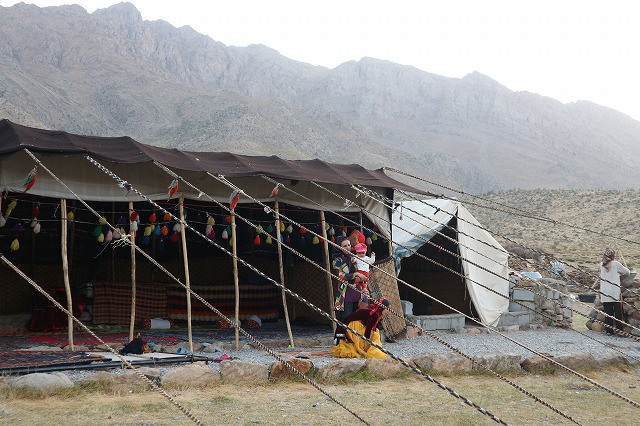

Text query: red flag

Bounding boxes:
[229,190,240,211]
[24,166,37,192]
[167,179,179,200]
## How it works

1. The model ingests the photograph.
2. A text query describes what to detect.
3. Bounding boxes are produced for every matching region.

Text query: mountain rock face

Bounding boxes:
[1,2,639,193]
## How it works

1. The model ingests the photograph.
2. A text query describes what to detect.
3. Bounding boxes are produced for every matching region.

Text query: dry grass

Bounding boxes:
[467,189,640,271]
[2,368,640,425]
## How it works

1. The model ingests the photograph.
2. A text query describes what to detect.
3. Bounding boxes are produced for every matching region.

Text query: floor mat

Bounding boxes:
[0,350,96,371]
[26,333,181,346]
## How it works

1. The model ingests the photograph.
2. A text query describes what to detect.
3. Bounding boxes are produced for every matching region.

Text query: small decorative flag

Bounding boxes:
[23,166,37,192]
[229,190,240,211]
[168,179,179,200]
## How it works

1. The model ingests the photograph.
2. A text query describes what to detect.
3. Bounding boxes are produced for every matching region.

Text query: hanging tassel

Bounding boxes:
[222,228,229,240]
[161,225,169,236]
[10,238,19,251]
[163,212,172,221]
[105,229,113,242]
[33,222,41,234]
[266,235,272,244]
[269,184,280,198]
[253,234,261,246]
[207,215,215,225]
[23,166,37,192]
[149,212,157,223]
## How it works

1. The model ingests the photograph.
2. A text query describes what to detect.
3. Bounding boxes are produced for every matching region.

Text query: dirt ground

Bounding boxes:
[3,367,640,425]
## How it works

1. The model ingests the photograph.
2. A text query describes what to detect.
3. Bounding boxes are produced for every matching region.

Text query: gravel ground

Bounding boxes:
[58,326,640,383]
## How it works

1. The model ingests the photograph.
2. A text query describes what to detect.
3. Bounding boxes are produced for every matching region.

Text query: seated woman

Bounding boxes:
[332,298,390,359]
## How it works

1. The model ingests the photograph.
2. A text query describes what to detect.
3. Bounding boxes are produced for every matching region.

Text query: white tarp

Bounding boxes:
[391,199,509,325]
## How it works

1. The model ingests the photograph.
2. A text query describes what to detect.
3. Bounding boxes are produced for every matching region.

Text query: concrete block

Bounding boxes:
[400,300,413,316]
[512,288,535,301]
[509,301,535,312]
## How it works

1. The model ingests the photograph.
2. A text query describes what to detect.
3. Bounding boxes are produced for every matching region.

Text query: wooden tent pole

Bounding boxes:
[320,210,337,332]
[231,209,240,350]
[61,199,74,350]
[275,199,295,348]
[128,202,137,342]
[179,197,193,352]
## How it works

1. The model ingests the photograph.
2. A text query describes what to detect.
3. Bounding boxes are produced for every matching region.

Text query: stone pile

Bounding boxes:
[508,277,573,328]
[586,277,640,335]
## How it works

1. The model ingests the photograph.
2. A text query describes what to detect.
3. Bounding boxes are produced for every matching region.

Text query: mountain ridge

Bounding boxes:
[0,2,639,193]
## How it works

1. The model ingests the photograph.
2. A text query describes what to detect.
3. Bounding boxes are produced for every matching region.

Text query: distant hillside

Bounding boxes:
[1,2,640,193]
[466,189,640,270]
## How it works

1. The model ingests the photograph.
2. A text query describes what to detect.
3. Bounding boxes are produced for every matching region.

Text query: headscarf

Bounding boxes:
[332,235,350,259]
[602,248,615,272]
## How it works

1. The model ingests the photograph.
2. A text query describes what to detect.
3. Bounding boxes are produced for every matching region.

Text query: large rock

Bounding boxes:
[317,360,365,380]
[412,353,472,373]
[270,358,314,380]
[161,362,221,388]
[219,360,268,383]
[472,353,522,372]
[364,358,409,378]
[521,354,558,374]
[10,372,73,390]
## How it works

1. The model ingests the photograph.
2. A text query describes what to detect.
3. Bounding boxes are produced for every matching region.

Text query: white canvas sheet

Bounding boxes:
[391,199,508,325]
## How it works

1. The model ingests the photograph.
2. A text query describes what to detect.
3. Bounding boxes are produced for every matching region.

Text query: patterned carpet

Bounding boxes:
[0,323,332,351]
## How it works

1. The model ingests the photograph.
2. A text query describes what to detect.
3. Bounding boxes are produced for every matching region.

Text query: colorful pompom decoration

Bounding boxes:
[10,238,19,251]
[32,205,40,218]
[161,225,169,236]
[163,212,172,221]
[207,215,215,225]
[253,234,261,246]
[67,211,75,221]
[4,199,17,219]
[169,231,179,243]
[312,236,320,245]
[130,211,138,221]
[266,235,272,244]
[32,222,41,234]
[149,212,157,223]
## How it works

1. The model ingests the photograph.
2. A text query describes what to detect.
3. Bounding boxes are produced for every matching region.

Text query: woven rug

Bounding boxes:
[0,350,96,371]
[26,333,181,346]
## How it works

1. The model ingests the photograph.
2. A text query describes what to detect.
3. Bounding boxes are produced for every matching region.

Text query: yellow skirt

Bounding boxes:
[332,320,387,358]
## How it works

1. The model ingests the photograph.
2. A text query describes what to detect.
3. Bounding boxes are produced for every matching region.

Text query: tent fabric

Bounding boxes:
[0,119,423,234]
[391,199,509,326]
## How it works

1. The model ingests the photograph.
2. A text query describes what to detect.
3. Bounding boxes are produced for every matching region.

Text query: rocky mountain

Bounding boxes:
[1,2,639,193]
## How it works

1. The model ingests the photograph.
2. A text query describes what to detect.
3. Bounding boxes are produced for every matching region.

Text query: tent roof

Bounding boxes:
[0,119,422,191]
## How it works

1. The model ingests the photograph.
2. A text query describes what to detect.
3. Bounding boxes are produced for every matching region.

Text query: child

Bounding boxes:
[353,243,375,286]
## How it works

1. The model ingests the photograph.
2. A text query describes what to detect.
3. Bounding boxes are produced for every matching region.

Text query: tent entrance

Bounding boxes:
[396,217,478,319]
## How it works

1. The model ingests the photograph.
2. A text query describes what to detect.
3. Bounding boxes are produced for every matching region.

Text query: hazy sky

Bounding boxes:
[2,0,639,120]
